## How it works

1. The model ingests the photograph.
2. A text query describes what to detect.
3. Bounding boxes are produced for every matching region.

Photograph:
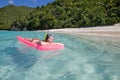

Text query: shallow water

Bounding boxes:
[0,31,120,80]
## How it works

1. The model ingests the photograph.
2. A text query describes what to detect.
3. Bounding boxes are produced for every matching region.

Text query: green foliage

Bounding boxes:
[0,5,33,30]
[0,0,120,30]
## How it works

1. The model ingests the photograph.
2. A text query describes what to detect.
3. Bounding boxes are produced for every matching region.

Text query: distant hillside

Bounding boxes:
[0,5,34,30]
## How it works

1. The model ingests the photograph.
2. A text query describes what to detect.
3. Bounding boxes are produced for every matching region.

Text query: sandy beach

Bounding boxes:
[47,25,120,37]
[42,25,120,46]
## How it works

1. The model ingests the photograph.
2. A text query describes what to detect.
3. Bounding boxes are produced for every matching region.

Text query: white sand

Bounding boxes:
[45,25,120,37]
[39,25,120,46]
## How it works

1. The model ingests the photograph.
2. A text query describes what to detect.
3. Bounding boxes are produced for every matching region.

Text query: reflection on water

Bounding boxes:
[0,31,120,80]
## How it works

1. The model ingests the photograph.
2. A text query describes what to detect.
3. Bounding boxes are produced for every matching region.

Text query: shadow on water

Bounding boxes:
[0,47,37,69]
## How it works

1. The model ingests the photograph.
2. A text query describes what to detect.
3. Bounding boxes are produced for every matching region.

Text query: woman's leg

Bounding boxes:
[24,38,42,44]
[24,38,32,41]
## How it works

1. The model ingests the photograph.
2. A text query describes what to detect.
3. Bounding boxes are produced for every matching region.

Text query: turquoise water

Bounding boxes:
[0,31,120,80]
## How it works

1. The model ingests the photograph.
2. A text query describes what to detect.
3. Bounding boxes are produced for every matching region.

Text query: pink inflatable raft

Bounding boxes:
[17,36,64,51]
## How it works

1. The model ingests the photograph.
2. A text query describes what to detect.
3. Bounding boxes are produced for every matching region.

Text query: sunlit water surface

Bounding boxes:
[0,31,120,80]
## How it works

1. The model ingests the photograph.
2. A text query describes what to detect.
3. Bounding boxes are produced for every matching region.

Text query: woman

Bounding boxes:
[26,34,54,45]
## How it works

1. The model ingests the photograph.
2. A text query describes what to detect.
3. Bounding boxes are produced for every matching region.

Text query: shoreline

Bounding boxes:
[41,25,120,38]
[40,25,120,45]
[42,25,120,48]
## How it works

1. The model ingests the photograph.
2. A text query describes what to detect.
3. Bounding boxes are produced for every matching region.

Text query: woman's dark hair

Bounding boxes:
[44,34,53,42]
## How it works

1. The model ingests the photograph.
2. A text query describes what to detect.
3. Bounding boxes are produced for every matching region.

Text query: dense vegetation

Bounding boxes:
[0,5,33,30]
[0,0,120,30]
